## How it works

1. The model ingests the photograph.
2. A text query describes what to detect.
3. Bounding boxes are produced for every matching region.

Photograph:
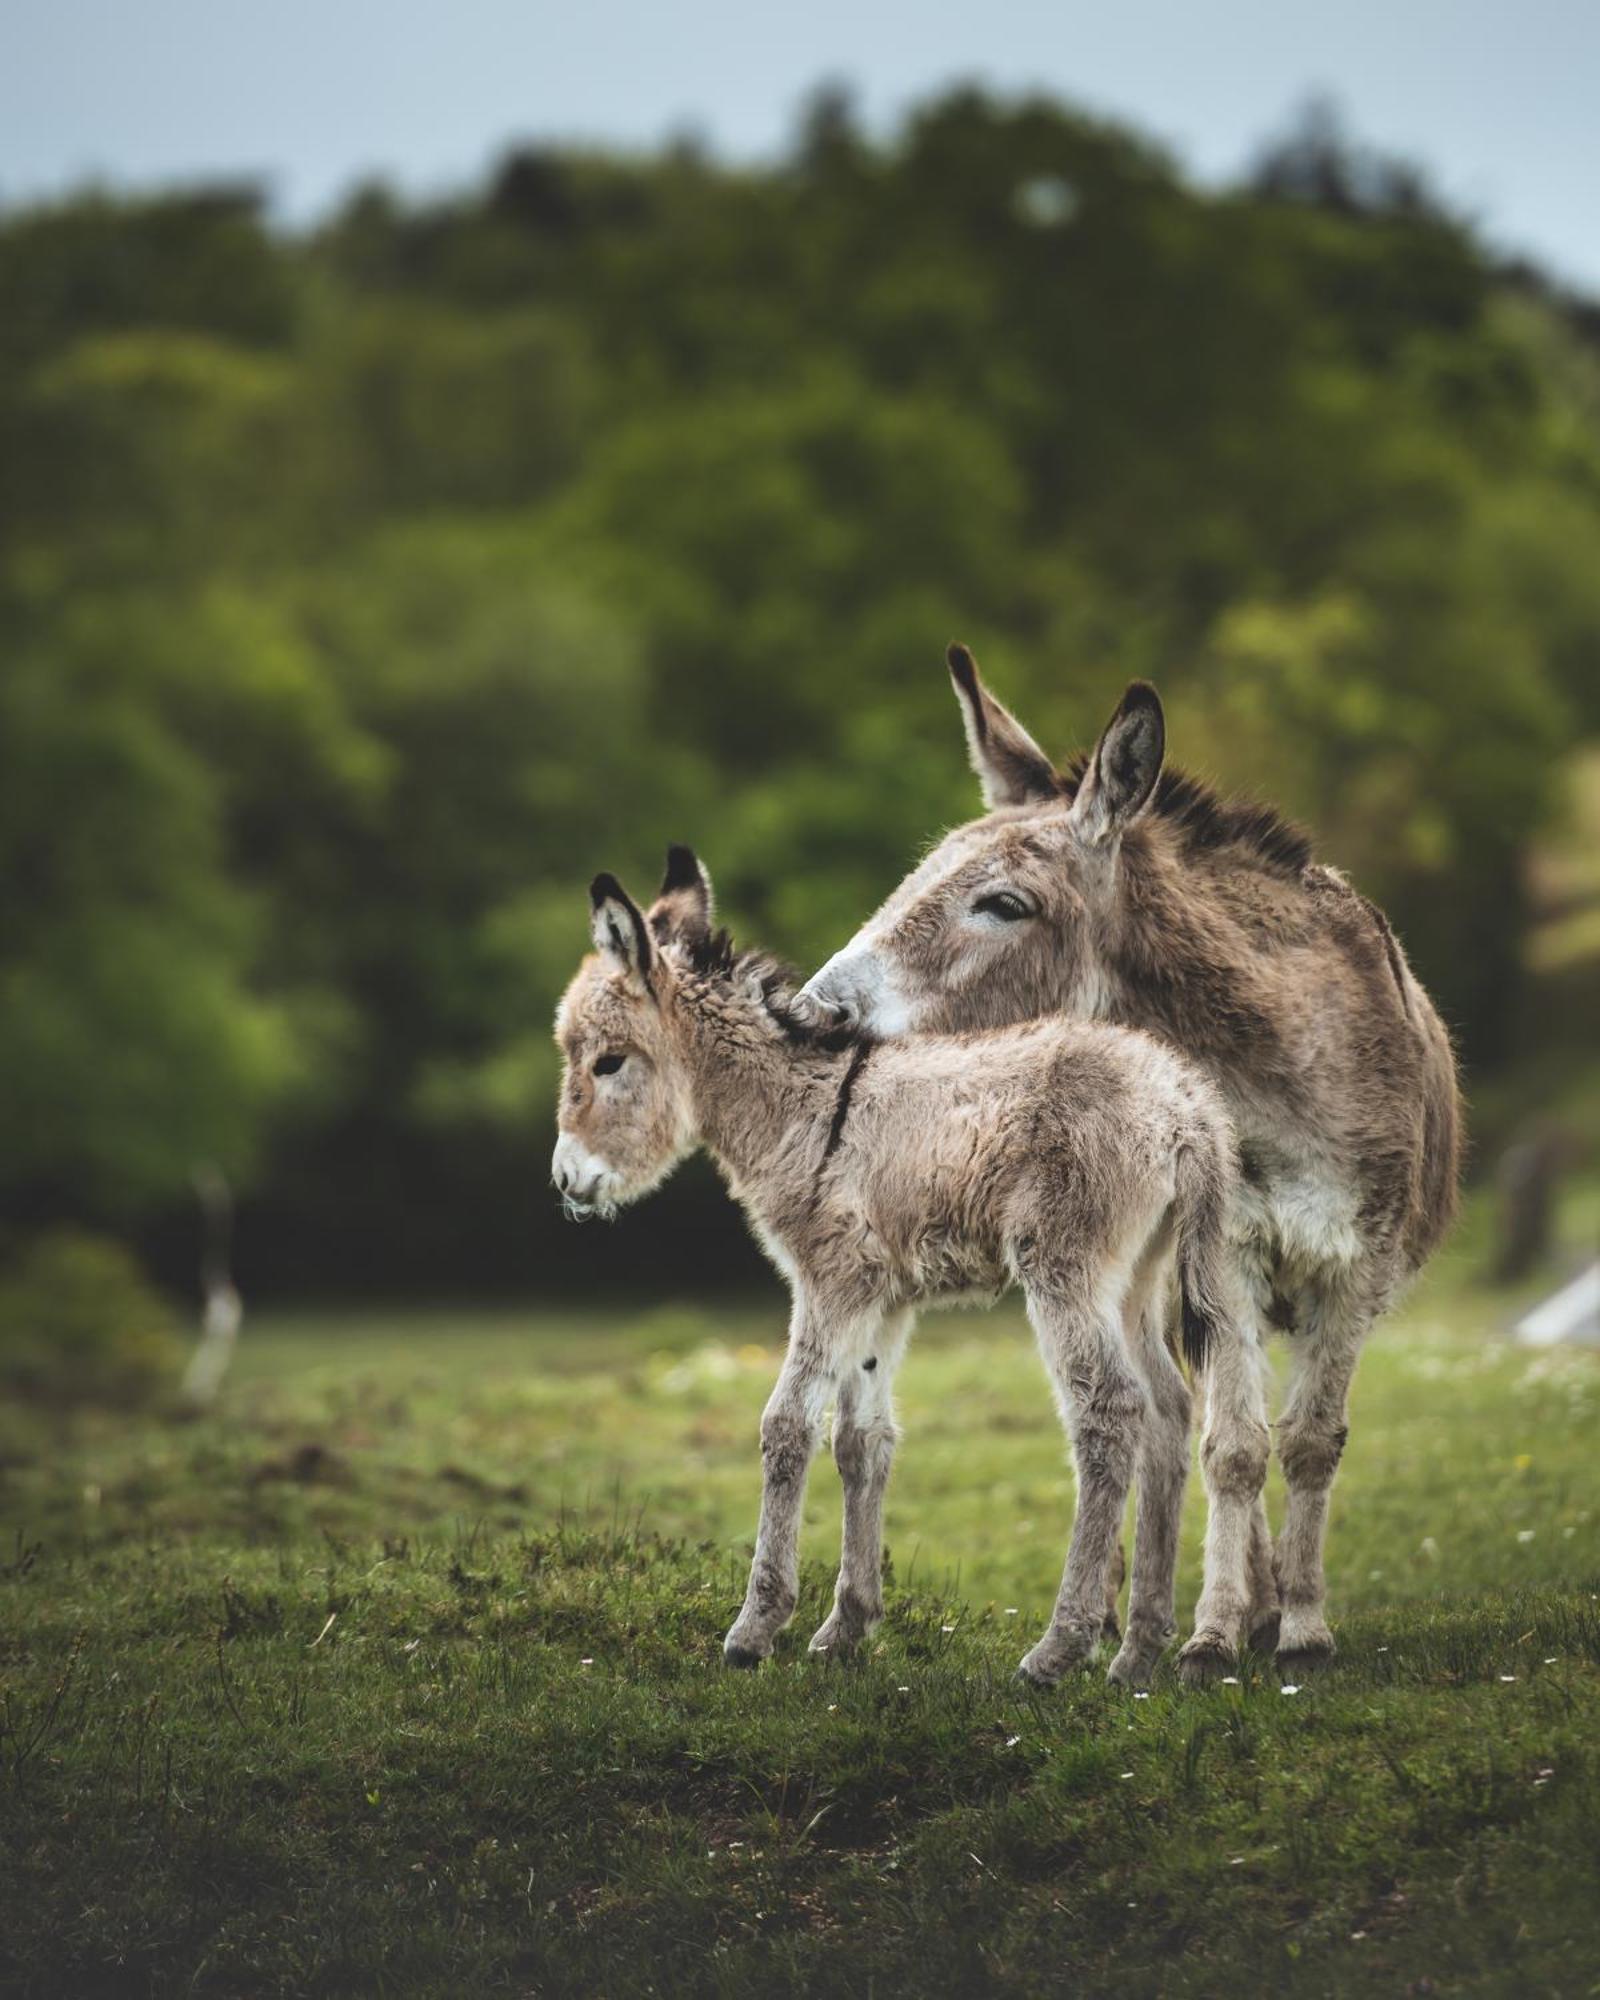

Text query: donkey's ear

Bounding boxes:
[647,844,714,946]
[947,644,1058,808]
[1069,681,1165,845]
[589,873,653,987]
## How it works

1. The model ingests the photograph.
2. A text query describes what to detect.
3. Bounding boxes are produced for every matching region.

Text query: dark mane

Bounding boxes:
[1060,755,1313,877]
[676,928,861,1052]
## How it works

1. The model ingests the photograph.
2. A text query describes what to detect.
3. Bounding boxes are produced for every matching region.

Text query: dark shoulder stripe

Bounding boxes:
[822,1043,873,1164]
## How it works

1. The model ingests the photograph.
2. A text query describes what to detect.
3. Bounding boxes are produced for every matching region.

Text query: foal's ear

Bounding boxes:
[947,644,1059,809]
[1069,681,1165,845]
[589,873,653,987]
[647,844,714,946]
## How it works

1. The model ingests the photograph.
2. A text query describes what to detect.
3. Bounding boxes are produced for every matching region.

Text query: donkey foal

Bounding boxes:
[553,849,1269,1687]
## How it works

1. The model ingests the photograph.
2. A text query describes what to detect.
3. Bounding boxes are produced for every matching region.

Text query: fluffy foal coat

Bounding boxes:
[553,850,1269,1687]
[800,648,1463,1670]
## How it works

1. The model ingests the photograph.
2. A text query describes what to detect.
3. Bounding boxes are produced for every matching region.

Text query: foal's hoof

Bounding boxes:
[723,1642,766,1670]
[1177,1633,1238,1687]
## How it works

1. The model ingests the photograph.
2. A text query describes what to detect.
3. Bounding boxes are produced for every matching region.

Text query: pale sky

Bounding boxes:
[6,0,1598,294]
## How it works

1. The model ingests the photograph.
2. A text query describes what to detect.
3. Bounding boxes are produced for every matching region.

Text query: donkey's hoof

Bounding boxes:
[723,1641,766,1670]
[807,1621,862,1659]
[1247,1610,1282,1656]
[1177,1633,1237,1687]
[1015,1634,1092,1689]
[1106,1643,1158,1690]
[1275,1637,1336,1678]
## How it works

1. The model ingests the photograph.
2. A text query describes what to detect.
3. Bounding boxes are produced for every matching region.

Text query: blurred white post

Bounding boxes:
[1514,1263,1600,1349]
[181,1164,243,1407]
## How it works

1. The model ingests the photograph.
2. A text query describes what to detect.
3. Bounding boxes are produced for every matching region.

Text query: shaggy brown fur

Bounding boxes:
[800,648,1463,1669]
[553,851,1270,1687]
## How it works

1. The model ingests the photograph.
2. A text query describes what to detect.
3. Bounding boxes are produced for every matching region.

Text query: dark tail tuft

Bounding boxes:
[1179,1280,1213,1372]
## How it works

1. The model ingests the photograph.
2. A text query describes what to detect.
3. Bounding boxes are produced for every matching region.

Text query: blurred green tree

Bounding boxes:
[0,90,1595,1291]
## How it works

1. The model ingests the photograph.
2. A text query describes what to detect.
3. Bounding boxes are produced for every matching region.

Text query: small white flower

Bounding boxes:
[898,1685,910,1693]
[941,1624,956,1634]
[580,1657,594,1668]
[1133,1690,1150,1701]
[1120,1771,1134,1780]
[1499,1674,1517,1683]
[1517,1529,1536,1544]
[1229,1856,1245,1867]
[827,1703,838,1712]
[1543,1656,1558,1665]
[1004,1607,1019,1617]
[1005,1734,1021,1748]
[1220,1676,1241,1686]
[1280,1684,1301,1696]
[1377,1646,1390,1653]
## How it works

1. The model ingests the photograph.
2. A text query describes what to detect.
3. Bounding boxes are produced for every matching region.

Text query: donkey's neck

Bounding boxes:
[667,970,845,1196]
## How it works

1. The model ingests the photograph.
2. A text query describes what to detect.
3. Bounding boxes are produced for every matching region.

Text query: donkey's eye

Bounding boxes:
[973,891,1034,923]
[592,1054,626,1077]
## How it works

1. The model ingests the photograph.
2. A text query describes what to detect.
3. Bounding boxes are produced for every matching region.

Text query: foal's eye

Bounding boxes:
[973,891,1034,923]
[592,1053,626,1077]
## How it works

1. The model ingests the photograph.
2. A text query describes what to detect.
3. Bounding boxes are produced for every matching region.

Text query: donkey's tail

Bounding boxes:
[1172,1129,1236,1374]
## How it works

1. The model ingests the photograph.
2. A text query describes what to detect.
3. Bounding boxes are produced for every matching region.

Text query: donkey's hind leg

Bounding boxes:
[810,1310,914,1658]
[1273,1280,1369,1670]
[1246,1496,1281,1653]
[1018,1277,1146,1689]
[1178,1321,1271,1685]
[1109,1273,1192,1689]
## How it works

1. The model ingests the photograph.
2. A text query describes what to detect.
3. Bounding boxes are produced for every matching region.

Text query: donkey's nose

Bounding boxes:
[797,970,849,1026]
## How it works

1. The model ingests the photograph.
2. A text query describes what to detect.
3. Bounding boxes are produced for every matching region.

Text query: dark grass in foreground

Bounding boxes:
[3,1210,1599,1996]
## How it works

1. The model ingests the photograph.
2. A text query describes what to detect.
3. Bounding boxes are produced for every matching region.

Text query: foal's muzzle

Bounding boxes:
[550,1134,612,1218]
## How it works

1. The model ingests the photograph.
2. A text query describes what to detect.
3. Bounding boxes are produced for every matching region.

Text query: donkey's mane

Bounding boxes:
[676,928,860,1052]
[1060,755,1313,878]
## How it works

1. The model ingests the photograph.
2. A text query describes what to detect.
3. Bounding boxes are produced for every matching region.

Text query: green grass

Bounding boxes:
[3,1202,1599,1997]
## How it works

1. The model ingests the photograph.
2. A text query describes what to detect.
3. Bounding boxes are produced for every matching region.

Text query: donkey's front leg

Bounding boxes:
[1020,1286,1146,1688]
[810,1310,913,1658]
[724,1307,833,1668]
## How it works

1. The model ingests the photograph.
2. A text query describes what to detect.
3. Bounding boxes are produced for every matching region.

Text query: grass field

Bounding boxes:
[3,1196,1599,1997]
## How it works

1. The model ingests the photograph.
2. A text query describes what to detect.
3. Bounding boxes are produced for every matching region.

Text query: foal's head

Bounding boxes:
[551,851,713,1218]
[800,647,1166,1038]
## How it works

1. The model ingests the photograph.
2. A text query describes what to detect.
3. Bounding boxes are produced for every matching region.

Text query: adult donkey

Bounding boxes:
[800,647,1461,1673]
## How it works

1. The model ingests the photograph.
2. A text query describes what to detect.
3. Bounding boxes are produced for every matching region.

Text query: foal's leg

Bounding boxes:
[1178,1317,1272,1684]
[1109,1277,1192,1689]
[809,1310,914,1657]
[724,1301,835,1668]
[1273,1282,1369,1670]
[1018,1280,1146,1688]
